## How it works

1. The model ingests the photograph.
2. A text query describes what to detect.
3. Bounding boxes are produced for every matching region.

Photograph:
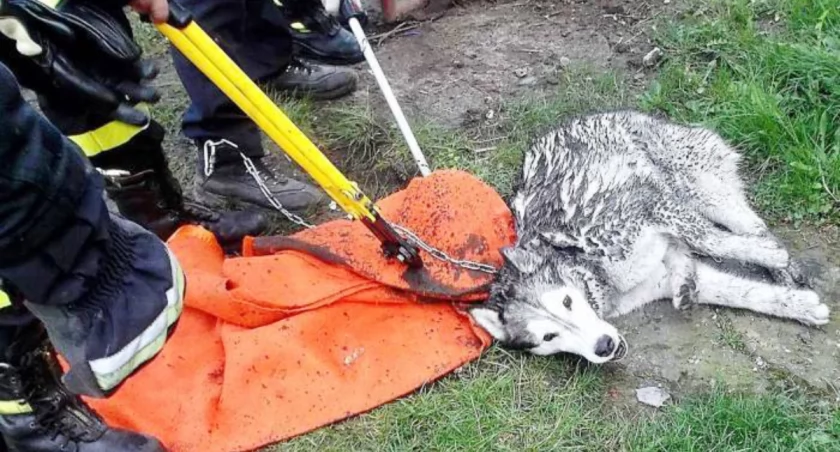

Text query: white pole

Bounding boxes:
[347,17,432,177]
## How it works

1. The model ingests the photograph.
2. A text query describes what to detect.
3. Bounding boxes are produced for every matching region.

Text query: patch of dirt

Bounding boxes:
[351,0,669,129]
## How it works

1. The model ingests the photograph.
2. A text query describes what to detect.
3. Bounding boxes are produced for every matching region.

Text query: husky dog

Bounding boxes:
[469,110,831,364]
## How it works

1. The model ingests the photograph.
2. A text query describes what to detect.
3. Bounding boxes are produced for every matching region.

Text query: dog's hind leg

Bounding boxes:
[677,207,810,288]
[694,261,830,326]
[667,129,810,286]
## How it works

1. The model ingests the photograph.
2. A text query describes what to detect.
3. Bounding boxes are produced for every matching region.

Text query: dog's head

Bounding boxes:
[470,246,626,364]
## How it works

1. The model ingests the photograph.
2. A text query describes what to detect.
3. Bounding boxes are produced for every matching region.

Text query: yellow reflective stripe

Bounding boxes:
[0,290,10,309]
[0,399,33,415]
[290,22,311,32]
[68,104,151,157]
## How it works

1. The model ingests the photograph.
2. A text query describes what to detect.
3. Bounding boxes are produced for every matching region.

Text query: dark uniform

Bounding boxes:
[31,2,270,253]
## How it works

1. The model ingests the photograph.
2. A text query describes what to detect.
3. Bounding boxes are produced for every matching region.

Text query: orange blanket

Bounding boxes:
[83,170,515,452]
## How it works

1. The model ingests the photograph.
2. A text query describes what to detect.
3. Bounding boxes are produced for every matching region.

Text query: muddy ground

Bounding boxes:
[147,0,838,411]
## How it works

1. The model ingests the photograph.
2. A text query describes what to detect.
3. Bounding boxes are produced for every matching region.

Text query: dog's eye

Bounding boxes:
[543,333,558,341]
[563,295,572,309]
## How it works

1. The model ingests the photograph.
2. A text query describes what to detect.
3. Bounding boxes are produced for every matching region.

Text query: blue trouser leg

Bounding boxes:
[170,0,295,163]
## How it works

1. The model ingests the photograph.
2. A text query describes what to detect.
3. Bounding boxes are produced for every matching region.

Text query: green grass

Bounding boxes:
[271,350,615,451]
[639,0,840,225]
[626,389,840,452]
[270,347,840,451]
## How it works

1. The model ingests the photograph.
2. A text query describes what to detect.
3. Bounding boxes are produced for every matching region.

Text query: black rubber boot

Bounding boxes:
[272,0,364,65]
[195,139,325,212]
[102,168,268,250]
[0,326,165,452]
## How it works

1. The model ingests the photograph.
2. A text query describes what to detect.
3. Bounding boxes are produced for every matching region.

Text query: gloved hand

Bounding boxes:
[0,0,162,125]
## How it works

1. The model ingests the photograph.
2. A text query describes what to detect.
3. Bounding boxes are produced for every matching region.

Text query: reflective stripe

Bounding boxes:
[88,247,185,392]
[0,290,10,309]
[0,399,33,415]
[0,18,44,56]
[68,104,151,157]
[290,22,311,33]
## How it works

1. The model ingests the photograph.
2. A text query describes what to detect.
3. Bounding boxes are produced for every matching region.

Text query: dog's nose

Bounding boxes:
[595,335,615,357]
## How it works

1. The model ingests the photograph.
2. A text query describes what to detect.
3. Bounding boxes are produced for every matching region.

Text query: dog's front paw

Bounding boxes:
[788,290,830,326]
[672,278,698,311]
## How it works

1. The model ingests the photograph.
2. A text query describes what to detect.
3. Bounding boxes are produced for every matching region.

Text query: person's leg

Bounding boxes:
[30,2,268,252]
[0,60,181,407]
[170,0,356,211]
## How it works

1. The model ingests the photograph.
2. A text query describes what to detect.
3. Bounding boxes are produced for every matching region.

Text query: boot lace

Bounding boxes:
[20,350,104,449]
[284,58,316,76]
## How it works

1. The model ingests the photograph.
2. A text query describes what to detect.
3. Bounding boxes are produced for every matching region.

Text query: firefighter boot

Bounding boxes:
[0,326,165,452]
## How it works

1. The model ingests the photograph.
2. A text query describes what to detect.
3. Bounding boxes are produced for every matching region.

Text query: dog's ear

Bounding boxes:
[468,305,508,341]
[500,246,543,274]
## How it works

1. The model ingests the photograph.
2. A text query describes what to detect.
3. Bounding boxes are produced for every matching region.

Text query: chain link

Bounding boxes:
[390,224,498,274]
[239,151,498,274]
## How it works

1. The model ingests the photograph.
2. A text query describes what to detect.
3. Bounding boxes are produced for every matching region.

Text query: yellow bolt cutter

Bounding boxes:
[150,2,423,268]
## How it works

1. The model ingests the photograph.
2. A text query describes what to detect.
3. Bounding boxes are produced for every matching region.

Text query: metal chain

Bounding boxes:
[240,151,498,274]
[390,224,498,274]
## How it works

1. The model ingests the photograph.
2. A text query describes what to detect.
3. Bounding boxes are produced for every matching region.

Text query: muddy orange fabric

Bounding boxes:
[81,170,516,452]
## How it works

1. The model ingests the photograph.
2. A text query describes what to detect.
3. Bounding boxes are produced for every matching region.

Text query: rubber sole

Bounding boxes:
[271,77,358,101]
[192,183,326,213]
[292,39,366,66]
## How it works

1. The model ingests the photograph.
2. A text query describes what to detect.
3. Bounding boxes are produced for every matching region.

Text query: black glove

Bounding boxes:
[0,0,159,125]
